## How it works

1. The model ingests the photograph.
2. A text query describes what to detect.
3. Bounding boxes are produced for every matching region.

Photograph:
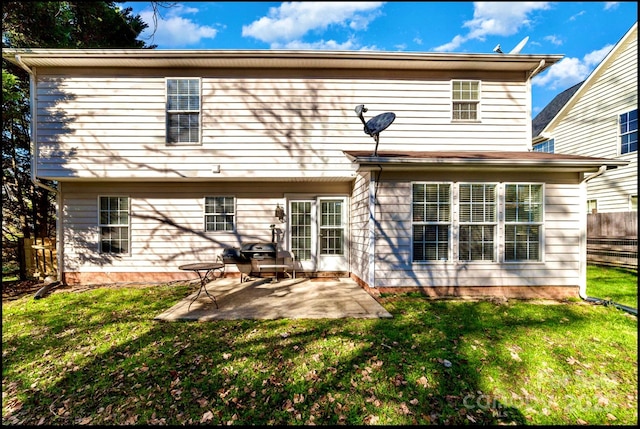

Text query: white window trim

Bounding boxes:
[451,79,481,122]
[97,195,131,255]
[455,182,499,263]
[502,182,545,264]
[410,182,545,265]
[203,195,237,233]
[411,182,453,264]
[165,77,202,145]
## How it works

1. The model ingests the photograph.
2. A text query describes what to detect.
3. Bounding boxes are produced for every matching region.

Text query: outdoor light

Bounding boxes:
[275,204,286,222]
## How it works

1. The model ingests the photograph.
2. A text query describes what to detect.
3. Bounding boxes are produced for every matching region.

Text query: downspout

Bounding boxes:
[14,55,63,285]
[578,165,608,299]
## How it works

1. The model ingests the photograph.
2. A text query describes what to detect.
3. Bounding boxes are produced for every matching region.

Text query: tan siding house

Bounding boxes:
[3,48,628,299]
[533,22,637,213]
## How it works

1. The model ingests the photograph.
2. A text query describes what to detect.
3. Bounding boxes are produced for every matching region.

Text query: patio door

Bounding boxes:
[288,197,348,272]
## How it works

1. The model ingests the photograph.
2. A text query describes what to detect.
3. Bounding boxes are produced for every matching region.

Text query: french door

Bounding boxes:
[288,197,348,272]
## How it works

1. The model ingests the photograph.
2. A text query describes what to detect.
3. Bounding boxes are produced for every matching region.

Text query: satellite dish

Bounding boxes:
[509,36,529,54]
[354,105,396,156]
[365,112,396,137]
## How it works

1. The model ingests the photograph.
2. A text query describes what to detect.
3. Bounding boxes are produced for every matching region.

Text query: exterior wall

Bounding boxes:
[370,170,583,298]
[348,172,372,287]
[60,181,351,284]
[550,30,637,212]
[35,68,531,181]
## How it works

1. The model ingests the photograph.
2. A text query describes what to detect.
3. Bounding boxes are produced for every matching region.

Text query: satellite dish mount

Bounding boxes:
[354,105,396,156]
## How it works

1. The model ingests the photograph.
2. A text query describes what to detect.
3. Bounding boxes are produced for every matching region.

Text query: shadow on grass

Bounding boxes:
[2,286,615,425]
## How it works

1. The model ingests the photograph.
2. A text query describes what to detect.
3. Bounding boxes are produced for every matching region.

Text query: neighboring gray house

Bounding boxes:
[3,48,628,299]
[532,22,637,213]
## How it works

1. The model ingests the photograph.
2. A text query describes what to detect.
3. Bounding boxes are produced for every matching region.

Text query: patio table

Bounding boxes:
[179,262,225,309]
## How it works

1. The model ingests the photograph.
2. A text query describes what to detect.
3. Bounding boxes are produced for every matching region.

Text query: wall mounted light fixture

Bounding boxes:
[275,204,286,222]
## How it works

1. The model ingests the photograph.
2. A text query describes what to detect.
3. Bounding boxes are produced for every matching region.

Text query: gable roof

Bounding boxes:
[532,80,583,138]
[535,21,637,139]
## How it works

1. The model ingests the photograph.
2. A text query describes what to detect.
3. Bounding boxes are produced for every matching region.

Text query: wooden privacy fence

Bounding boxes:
[23,237,58,280]
[587,212,637,269]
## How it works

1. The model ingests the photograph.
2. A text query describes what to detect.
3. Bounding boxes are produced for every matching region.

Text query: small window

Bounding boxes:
[533,138,554,153]
[452,80,480,121]
[204,196,235,232]
[412,183,451,261]
[631,195,637,211]
[620,109,637,154]
[504,184,543,262]
[167,78,200,144]
[587,199,598,214]
[459,184,496,261]
[99,196,130,254]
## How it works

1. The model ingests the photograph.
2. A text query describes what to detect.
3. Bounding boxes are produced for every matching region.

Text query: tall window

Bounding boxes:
[533,138,554,153]
[204,196,235,232]
[412,183,451,261]
[166,78,200,144]
[452,80,480,121]
[504,184,543,261]
[620,109,637,154]
[459,184,496,261]
[587,199,598,214]
[99,196,130,254]
[631,195,637,211]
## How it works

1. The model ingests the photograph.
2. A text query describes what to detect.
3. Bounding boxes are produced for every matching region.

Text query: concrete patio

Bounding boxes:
[154,276,393,321]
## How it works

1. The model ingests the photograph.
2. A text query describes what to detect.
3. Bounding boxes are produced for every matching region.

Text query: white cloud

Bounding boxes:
[604,2,620,11]
[544,35,563,46]
[532,44,614,90]
[241,1,384,47]
[138,4,218,48]
[434,2,551,52]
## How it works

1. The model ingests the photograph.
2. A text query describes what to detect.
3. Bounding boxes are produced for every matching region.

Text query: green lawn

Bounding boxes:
[587,264,638,309]
[2,276,637,425]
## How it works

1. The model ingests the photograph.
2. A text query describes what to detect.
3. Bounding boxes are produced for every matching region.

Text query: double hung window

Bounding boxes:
[166,78,201,144]
[504,184,543,261]
[412,183,451,261]
[204,196,235,232]
[412,182,543,263]
[459,184,497,261]
[452,80,480,121]
[620,109,637,154]
[99,196,130,254]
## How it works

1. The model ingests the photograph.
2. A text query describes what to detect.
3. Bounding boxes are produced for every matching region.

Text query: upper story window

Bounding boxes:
[620,109,637,154]
[166,78,200,144]
[533,138,554,153]
[99,196,130,254]
[204,196,235,232]
[452,80,480,121]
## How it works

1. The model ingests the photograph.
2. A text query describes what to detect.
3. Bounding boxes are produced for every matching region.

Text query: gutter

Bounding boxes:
[578,165,608,300]
[14,55,62,285]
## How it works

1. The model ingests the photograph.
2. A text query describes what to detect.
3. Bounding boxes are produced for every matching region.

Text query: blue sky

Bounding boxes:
[121,1,637,116]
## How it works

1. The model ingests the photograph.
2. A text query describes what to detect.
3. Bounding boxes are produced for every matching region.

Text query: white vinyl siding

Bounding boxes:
[62,181,350,273]
[549,25,637,212]
[374,172,575,289]
[34,73,530,181]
